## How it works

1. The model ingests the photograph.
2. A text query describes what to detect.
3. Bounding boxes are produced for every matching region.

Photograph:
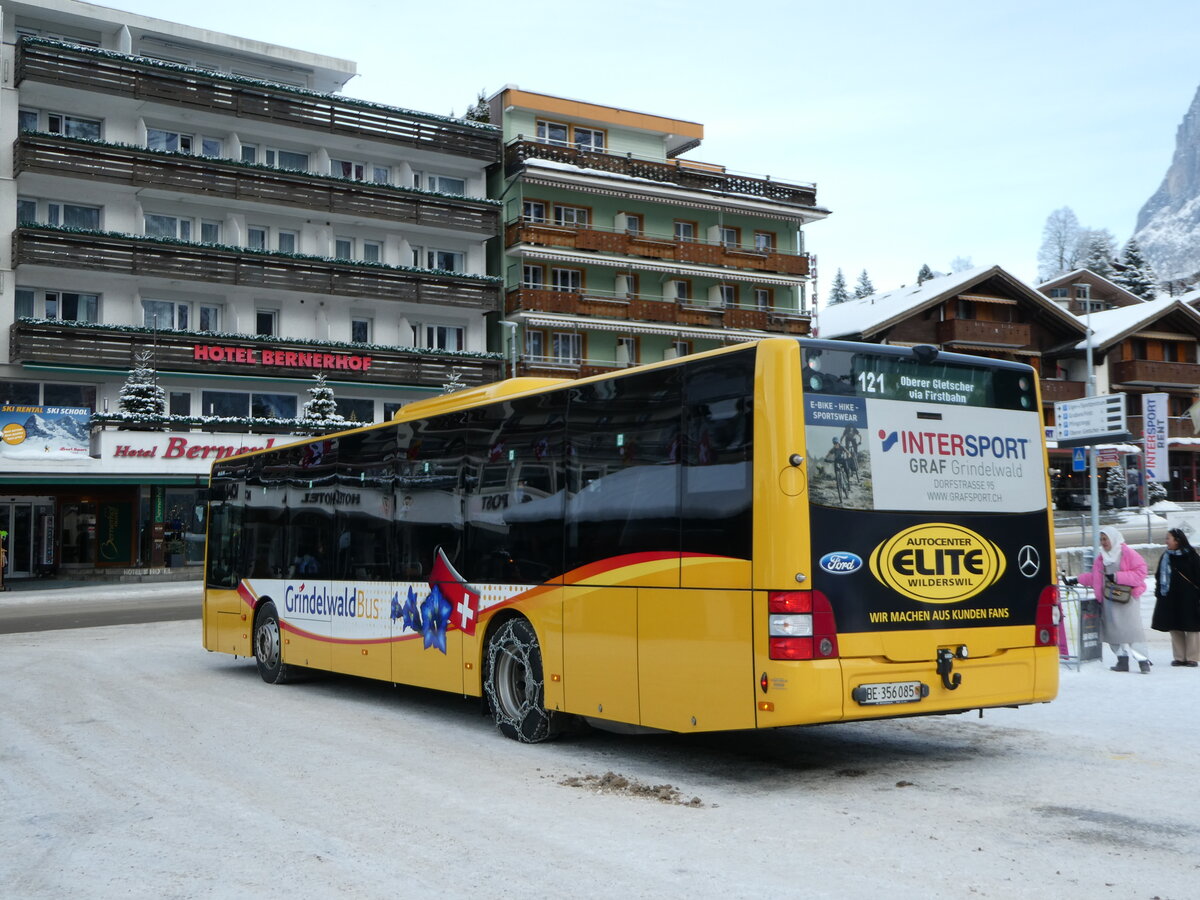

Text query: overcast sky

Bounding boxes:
[100,0,1198,297]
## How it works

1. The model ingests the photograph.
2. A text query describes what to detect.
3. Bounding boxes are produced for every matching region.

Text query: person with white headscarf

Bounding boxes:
[1067,525,1151,673]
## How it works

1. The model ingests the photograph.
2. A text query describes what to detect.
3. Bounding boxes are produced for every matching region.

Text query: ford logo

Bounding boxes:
[820,552,863,574]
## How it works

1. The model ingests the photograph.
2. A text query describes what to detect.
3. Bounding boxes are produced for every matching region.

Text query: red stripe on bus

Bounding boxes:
[237,581,258,609]
[563,551,725,584]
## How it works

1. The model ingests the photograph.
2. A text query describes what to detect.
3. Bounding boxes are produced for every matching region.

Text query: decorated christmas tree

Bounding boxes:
[118,348,166,420]
[300,373,346,427]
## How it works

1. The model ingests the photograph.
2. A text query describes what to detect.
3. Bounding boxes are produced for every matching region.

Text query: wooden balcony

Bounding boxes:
[1126,415,1198,440]
[10,319,503,389]
[506,289,810,334]
[507,220,810,276]
[935,318,1031,348]
[1110,358,1200,388]
[16,38,499,161]
[1039,379,1087,404]
[14,227,501,312]
[15,134,500,235]
[505,140,819,210]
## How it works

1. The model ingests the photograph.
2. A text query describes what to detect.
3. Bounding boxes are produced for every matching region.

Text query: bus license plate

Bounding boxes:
[854,681,923,706]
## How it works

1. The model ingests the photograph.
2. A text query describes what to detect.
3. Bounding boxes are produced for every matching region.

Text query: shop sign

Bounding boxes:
[95,431,306,475]
[0,405,91,459]
[192,344,372,372]
[1143,392,1169,482]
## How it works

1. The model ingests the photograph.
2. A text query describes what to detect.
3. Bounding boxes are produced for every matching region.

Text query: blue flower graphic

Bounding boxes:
[399,586,422,633]
[419,585,452,654]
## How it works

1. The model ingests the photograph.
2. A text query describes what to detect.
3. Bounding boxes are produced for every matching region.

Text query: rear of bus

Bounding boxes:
[753,339,1058,726]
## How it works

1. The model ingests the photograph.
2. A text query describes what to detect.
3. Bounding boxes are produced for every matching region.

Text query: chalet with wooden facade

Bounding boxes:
[817,265,1088,415]
[1059,298,1200,501]
[1037,269,1143,315]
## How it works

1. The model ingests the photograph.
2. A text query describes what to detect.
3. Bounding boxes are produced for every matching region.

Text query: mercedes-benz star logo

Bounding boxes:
[1018,545,1040,578]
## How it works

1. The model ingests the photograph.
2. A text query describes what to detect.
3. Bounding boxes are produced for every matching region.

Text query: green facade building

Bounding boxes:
[488,86,829,376]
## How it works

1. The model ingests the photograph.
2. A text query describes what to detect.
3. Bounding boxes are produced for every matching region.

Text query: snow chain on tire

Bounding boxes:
[484,618,559,743]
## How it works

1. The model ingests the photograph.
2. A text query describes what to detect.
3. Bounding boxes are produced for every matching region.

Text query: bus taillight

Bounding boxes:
[1034,584,1060,647]
[768,590,839,660]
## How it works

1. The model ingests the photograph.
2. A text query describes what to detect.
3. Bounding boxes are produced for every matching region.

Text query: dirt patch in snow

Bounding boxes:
[560,771,704,807]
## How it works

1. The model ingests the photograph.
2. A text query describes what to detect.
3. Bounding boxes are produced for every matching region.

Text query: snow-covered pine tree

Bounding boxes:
[1114,238,1158,300]
[1105,465,1128,508]
[300,373,346,428]
[853,269,875,299]
[1078,229,1117,277]
[1147,479,1168,505]
[827,269,849,304]
[118,348,166,421]
[917,264,934,285]
[442,370,464,394]
[463,90,490,123]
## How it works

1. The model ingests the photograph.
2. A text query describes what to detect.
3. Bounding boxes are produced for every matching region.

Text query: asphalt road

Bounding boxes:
[0,582,200,634]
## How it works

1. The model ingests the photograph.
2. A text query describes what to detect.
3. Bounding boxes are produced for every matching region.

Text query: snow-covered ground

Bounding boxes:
[2,582,1197,898]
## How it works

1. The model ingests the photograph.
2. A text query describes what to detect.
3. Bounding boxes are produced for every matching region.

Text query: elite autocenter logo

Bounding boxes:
[869,523,1006,603]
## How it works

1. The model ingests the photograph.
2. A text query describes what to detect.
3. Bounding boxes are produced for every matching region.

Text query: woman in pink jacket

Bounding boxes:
[1070,525,1151,673]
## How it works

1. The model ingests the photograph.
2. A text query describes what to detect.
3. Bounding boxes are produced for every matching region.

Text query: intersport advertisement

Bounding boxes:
[805,391,1050,634]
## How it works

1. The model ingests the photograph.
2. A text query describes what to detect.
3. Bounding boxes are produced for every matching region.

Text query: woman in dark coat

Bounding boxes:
[1152,528,1200,667]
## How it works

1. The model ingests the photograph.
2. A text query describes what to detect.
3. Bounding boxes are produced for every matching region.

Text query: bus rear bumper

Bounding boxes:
[755,645,1059,727]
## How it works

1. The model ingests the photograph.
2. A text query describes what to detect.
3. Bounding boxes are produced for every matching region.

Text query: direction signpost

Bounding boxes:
[1053,394,1130,447]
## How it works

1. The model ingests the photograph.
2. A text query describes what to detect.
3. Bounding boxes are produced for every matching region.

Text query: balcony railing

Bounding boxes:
[934,318,1032,348]
[1110,358,1200,388]
[1039,379,1087,404]
[505,140,820,210]
[14,226,501,311]
[16,37,500,161]
[16,133,500,235]
[506,288,809,334]
[506,219,810,276]
[11,319,503,389]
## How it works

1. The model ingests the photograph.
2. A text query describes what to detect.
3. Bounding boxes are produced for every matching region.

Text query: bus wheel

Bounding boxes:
[253,601,295,685]
[485,618,560,743]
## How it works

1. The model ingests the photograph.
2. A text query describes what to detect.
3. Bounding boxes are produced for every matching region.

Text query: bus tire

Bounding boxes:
[253,601,296,685]
[484,617,560,743]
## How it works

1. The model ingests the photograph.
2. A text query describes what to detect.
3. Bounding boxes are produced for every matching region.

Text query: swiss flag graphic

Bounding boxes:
[430,547,481,636]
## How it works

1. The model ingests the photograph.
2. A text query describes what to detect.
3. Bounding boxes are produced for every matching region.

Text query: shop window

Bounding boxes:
[336,398,375,423]
[43,383,96,409]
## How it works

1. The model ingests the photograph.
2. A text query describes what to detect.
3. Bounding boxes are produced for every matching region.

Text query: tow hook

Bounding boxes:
[936,648,962,691]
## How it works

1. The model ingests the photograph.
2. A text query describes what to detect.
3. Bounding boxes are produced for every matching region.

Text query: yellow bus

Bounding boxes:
[202,337,1058,742]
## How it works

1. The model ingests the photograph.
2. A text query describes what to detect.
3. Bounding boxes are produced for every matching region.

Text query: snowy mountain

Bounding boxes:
[23,413,90,444]
[1133,83,1200,282]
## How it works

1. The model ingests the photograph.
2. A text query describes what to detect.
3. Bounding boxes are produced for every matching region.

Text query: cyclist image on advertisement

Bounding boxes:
[810,425,873,509]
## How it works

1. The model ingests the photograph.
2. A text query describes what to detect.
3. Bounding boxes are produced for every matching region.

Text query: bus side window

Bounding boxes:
[464,392,565,586]
[565,368,682,573]
[682,353,754,560]
[333,430,396,581]
[205,480,243,589]
[396,412,466,581]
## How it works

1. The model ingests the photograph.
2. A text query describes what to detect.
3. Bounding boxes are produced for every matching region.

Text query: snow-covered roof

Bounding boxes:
[1036,268,1146,305]
[1071,297,1200,350]
[817,265,1081,340]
